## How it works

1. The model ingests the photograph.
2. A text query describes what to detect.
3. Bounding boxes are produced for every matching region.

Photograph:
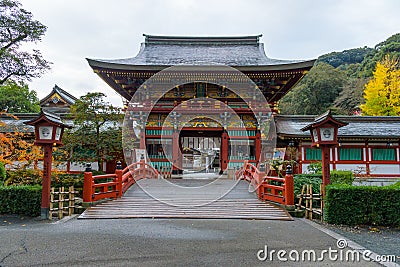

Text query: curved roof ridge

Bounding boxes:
[143,34,262,45]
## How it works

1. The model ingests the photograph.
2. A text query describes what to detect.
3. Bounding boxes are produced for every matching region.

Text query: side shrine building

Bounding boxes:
[87,34,315,174]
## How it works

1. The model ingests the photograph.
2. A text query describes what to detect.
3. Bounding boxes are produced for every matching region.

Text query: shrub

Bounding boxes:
[294,170,354,198]
[5,169,42,186]
[0,162,6,185]
[51,173,84,198]
[306,161,322,174]
[293,174,322,198]
[0,185,41,217]
[52,173,83,187]
[51,170,104,198]
[392,181,400,187]
[330,170,354,185]
[324,183,400,226]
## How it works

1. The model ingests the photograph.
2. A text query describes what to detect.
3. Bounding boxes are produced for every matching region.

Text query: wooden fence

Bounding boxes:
[296,184,323,220]
[49,186,78,220]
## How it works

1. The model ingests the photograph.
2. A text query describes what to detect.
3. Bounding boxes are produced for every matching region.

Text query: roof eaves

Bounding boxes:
[55,87,78,104]
[87,58,316,72]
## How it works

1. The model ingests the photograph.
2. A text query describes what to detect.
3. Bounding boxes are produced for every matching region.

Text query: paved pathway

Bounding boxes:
[0,216,382,266]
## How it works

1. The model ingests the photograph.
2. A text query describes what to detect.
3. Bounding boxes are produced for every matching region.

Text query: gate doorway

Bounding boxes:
[180,129,222,173]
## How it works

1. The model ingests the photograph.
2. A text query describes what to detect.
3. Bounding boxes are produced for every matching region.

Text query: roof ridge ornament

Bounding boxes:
[301,109,348,132]
[314,109,332,123]
[143,34,262,45]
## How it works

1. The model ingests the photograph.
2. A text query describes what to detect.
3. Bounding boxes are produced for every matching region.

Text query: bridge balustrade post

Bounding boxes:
[284,165,295,208]
[115,161,123,198]
[83,163,93,207]
[257,163,266,200]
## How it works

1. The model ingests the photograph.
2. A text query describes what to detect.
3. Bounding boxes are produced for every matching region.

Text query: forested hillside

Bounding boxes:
[279,33,400,115]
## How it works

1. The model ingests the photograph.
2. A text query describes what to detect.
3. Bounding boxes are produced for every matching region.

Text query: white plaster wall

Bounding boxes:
[335,164,367,173]
[369,164,400,175]
[69,162,99,172]
[301,163,334,173]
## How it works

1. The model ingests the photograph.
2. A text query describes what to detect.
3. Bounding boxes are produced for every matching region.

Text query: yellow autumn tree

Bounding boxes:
[361,56,400,116]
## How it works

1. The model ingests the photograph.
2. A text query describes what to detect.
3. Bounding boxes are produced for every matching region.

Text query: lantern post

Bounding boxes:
[301,110,348,186]
[25,110,72,219]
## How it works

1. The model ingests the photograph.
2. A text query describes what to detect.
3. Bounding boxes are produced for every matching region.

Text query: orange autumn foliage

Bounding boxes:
[0,112,42,168]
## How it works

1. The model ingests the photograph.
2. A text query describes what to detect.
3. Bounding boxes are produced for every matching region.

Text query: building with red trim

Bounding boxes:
[87,34,315,174]
[275,115,400,182]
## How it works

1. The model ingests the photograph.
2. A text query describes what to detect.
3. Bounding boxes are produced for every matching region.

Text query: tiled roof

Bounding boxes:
[0,114,34,133]
[40,85,77,106]
[1,113,118,133]
[275,115,400,139]
[1,113,75,133]
[88,34,313,68]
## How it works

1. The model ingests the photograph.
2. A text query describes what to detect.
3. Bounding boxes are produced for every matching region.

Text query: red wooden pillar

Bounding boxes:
[220,130,229,173]
[255,129,261,164]
[284,165,294,206]
[365,140,370,176]
[41,145,53,219]
[140,129,146,149]
[82,163,93,206]
[115,162,123,198]
[172,131,182,174]
[321,146,331,185]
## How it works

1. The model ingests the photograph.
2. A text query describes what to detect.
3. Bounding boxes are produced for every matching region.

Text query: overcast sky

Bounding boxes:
[18,0,400,106]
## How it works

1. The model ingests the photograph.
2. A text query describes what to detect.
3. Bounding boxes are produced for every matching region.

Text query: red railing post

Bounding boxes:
[257,183,263,199]
[284,165,294,206]
[257,170,265,199]
[83,163,93,206]
[115,161,123,198]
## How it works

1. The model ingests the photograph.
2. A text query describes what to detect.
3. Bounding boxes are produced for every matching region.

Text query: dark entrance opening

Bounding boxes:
[180,129,223,173]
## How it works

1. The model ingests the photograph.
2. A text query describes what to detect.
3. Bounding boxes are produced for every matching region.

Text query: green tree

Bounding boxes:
[333,77,368,115]
[0,80,40,112]
[279,63,345,115]
[360,56,400,116]
[318,47,373,68]
[359,33,400,77]
[0,0,51,84]
[66,92,123,171]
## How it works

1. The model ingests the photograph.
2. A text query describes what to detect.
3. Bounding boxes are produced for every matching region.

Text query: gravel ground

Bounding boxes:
[318,221,400,259]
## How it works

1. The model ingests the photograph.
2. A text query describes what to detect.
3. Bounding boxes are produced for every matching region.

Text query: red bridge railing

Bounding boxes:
[82,160,158,206]
[235,160,294,207]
